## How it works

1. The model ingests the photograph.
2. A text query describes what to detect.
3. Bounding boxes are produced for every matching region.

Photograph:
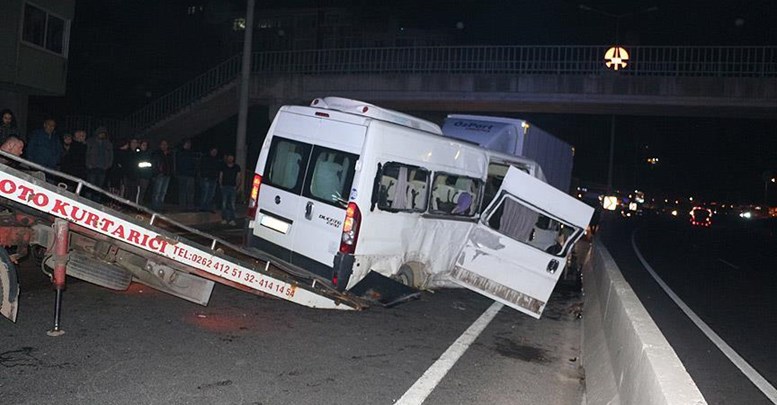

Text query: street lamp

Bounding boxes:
[578,4,658,45]
[765,175,776,207]
[578,4,657,194]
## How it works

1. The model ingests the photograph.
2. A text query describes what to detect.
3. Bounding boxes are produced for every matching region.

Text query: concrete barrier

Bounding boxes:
[581,241,706,405]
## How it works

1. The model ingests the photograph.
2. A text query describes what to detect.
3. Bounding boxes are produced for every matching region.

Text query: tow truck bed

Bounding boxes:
[0,154,365,325]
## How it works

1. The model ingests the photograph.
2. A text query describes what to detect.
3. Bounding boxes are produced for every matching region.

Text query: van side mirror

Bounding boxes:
[370,163,382,212]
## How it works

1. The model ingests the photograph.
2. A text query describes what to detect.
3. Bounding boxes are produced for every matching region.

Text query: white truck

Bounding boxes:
[441,115,574,194]
[245,97,593,318]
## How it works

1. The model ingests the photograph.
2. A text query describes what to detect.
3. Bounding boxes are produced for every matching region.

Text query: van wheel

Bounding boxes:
[393,265,415,288]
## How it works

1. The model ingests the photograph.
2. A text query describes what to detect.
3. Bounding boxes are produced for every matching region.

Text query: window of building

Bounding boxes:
[430,173,481,217]
[233,18,246,31]
[22,3,69,56]
[374,162,430,212]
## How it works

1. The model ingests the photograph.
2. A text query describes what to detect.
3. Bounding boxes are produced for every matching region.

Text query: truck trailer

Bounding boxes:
[441,115,574,194]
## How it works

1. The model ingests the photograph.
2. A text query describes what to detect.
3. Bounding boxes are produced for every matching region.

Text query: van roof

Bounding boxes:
[311,97,443,135]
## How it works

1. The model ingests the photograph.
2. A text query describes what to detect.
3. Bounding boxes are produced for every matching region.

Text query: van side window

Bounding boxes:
[304,146,358,207]
[376,162,429,212]
[430,173,481,217]
[264,137,311,194]
[485,192,578,257]
[482,162,531,212]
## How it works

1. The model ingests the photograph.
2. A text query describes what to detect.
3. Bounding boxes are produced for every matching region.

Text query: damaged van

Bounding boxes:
[245,97,593,318]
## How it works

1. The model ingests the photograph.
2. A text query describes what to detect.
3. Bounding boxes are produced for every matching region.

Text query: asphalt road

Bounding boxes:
[1,225,586,405]
[599,213,777,405]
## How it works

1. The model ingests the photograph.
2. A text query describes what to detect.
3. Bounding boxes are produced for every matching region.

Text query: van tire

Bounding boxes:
[393,265,415,288]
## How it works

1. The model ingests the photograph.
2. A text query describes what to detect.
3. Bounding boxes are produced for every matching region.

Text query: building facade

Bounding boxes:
[0,0,76,134]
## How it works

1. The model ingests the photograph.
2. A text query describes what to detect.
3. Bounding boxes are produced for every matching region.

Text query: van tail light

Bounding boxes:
[339,202,361,254]
[247,174,262,219]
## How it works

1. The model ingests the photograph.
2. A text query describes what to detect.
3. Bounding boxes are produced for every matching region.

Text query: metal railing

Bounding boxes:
[251,45,777,77]
[117,45,776,137]
[121,54,243,137]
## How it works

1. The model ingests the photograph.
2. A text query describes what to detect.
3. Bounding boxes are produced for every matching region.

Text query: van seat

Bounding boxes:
[311,160,344,200]
[409,180,427,210]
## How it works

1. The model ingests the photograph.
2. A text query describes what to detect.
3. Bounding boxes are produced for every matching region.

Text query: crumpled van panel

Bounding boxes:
[347,216,475,290]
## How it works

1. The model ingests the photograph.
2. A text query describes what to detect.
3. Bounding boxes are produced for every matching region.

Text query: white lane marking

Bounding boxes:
[631,230,777,404]
[396,301,503,405]
[717,258,740,270]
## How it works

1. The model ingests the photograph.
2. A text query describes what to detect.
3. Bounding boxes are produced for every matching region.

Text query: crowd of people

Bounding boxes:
[0,109,244,225]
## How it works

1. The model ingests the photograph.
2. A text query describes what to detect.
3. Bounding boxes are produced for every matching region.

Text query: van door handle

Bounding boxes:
[305,201,313,220]
[546,259,559,274]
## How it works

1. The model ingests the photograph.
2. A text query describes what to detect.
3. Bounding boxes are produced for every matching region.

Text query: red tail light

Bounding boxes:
[247,174,262,219]
[339,202,361,254]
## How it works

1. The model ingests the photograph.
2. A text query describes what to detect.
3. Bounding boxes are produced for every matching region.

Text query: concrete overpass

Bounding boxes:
[84,45,776,142]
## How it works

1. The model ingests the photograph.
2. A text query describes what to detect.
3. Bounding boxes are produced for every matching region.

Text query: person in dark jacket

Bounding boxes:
[150,139,173,211]
[219,153,243,225]
[175,138,198,211]
[85,126,114,189]
[198,146,220,212]
[135,140,154,204]
[60,132,87,179]
[25,118,62,169]
[122,138,141,203]
[0,109,20,144]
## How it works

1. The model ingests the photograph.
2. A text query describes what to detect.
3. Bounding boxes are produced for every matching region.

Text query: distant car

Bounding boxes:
[690,207,713,227]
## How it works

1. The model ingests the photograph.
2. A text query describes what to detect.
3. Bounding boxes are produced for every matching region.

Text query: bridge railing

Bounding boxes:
[121,54,242,137]
[252,46,777,77]
[117,45,775,137]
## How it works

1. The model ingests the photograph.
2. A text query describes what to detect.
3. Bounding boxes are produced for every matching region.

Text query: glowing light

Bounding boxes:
[671,210,678,216]
[604,46,630,70]
[603,196,619,211]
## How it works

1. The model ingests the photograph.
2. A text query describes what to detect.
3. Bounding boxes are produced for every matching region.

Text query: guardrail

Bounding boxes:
[121,54,242,137]
[115,45,775,137]
[252,46,777,77]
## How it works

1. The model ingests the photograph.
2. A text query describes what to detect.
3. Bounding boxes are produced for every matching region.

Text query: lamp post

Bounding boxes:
[578,4,657,194]
[764,173,776,207]
[578,4,658,44]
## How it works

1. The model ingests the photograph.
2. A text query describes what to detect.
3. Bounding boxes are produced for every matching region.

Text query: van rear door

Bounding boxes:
[451,166,593,318]
[255,112,364,276]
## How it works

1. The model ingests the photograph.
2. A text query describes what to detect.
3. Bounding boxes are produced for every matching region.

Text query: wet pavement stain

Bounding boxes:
[197,380,233,390]
[0,347,43,368]
[494,337,551,363]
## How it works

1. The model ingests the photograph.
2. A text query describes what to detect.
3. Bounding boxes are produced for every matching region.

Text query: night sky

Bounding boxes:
[50,0,777,204]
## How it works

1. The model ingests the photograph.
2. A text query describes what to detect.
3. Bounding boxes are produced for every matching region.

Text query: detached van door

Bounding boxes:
[451,167,593,318]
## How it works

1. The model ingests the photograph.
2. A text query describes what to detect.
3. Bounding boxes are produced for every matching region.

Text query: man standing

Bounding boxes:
[219,153,242,226]
[175,138,198,211]
[25,118,62,169]
[150,140,173,211]
[61,132,88,180]
[85,127,114,194]
[122,139,141,203]
[198,146,220,212]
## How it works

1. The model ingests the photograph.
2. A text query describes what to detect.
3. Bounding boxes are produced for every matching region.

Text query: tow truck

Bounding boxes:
[0,152,365,334]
